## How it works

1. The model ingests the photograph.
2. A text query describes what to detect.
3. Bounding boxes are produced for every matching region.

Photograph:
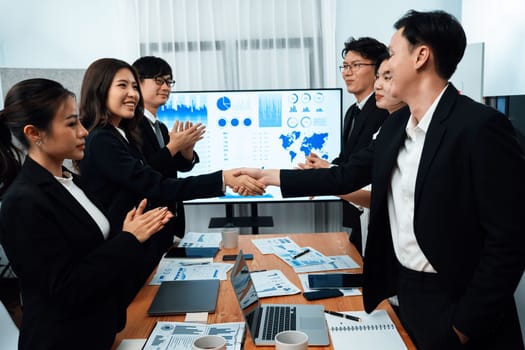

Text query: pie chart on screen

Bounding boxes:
[217,96,231,111]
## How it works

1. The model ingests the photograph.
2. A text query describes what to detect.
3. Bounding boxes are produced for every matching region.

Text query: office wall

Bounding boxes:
[462,0,525,96]
[0,0,139,69]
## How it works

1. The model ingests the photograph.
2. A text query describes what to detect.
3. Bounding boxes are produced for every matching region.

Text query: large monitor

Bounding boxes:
[157,88,343,204]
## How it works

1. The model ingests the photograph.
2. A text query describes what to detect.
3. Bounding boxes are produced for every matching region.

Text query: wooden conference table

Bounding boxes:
[112,232,415,349]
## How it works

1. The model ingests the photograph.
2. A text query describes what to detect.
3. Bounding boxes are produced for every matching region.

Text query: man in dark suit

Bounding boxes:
[300,37,389,255]
[258,10,525,349]
[132,56,205,238]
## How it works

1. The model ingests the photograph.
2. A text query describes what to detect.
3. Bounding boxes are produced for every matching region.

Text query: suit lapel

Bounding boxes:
[346,95,375,152]
[23,158,105,241]
[141,118,162,151]
[414,84,457,208]
[342,103,356,142]
[374,107,410,197]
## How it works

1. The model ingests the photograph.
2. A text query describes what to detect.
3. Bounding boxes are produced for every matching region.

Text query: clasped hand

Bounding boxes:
[223,168,265,196]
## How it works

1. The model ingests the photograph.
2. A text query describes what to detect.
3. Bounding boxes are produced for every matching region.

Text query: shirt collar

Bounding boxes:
[356,90,374,110]
[144,109,157,125]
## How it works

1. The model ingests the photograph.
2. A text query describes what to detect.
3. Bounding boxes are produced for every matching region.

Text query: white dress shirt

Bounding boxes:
[387,85,448,272]
[55,175,111,239]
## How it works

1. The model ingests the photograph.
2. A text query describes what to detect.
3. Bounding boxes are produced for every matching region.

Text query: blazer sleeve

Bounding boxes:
[86,130,223,202]
[0,185,145,308]
[281,141,375,198]
[452,112,525,337]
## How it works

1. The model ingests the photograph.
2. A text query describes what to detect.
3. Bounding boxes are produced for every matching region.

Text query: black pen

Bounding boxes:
[180,262,211,266]
[251,269,267,273]
[292,248,310,259]
[324,310,362,322]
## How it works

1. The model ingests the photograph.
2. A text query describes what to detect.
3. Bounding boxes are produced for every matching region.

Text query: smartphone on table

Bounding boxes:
[307,273,363,289]
[222,253,254,261]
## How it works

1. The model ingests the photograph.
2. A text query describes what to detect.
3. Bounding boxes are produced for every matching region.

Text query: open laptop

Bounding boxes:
[230,251,329,346]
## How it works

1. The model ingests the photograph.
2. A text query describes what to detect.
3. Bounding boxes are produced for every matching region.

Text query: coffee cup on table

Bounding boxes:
[274,330,308,350]
[221,227,239,249]
[192,335,226,350]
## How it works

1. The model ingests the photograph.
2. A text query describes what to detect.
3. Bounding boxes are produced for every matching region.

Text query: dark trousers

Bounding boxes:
[397,265,524,350]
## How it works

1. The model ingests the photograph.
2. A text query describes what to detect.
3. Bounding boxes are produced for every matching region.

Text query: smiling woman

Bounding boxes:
[78,59,265,286]
[0,78,174,349]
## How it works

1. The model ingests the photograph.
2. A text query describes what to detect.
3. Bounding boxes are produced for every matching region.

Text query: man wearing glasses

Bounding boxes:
[132,56,205,238]
[300,37,389,255]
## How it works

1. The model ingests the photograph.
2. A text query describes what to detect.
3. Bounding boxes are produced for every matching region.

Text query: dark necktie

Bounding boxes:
[345,104,361,142]
[153,120,165,148]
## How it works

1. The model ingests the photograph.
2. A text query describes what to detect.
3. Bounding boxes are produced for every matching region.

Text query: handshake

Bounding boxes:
[222,168,281,196]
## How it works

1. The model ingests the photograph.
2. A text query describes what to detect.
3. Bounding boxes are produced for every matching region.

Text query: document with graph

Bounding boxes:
[325,309,407,350]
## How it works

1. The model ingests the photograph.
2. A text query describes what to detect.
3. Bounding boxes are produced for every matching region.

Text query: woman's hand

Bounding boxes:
[223,168,265,196]
[122,199,174,243]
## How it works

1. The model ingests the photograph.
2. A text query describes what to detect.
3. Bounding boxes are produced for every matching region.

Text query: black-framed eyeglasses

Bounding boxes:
[338,62,375,73]
[143,76,176,87]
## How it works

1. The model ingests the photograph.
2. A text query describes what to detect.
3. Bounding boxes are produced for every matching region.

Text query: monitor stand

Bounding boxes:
[208,203,273,234]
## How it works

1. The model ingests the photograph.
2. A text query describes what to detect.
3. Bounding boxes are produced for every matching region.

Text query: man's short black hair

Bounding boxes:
[394,10,466,80]
[341,37,388,65]
[132,56,173,79]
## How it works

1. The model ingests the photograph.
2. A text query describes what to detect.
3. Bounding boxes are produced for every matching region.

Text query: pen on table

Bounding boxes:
[251,269,267,273]
[292,248,311,259]
[324,310,362,322]
[180,262,211,266]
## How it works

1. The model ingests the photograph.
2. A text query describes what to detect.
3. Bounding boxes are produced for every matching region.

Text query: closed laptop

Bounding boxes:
[147,279,219,316]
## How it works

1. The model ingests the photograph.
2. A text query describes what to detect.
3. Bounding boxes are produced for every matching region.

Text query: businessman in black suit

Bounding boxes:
[300,37,389,254]
[256,10,525,349]
[133,56,205,238]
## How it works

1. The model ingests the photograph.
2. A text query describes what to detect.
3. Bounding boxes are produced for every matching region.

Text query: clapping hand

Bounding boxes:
[166,121,206,159]
[122,199,174,243]
[296,152,330,169]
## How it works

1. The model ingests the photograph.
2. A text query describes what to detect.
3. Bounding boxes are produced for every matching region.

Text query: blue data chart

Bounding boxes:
[158,95,208,127]
[258,94,282,127]
[216,96,231,111]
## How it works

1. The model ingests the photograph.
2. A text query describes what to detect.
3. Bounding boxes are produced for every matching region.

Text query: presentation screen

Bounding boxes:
[157,88,343,204]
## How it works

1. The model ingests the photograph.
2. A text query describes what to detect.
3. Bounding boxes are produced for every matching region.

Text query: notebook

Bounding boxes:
[147,279,219,315]
[325,309,407,350]
[230,251,329,346]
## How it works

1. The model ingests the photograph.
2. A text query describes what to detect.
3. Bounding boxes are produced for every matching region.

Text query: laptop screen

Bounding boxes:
[231,251,261,334]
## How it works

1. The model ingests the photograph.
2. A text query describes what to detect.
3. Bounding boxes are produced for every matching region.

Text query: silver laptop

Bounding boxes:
[230,251,329,346]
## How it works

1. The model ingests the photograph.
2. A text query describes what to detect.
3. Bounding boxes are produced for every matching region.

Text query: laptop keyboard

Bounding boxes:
[262,306,297,340]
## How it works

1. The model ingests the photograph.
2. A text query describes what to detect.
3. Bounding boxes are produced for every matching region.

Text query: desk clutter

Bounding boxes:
[115,232,413,350]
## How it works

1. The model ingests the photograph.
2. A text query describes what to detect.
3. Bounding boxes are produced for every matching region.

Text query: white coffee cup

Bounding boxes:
[221,227,240,249]
[274,330,309,350]
[192,335,227,350]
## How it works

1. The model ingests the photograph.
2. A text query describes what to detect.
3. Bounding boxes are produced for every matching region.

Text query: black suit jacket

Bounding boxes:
[79,125,224,280]
[79,124,223,230]
[0,157,148,349]
[280,85,525,345]
[138,117,200,237]
[332,94,388,228]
